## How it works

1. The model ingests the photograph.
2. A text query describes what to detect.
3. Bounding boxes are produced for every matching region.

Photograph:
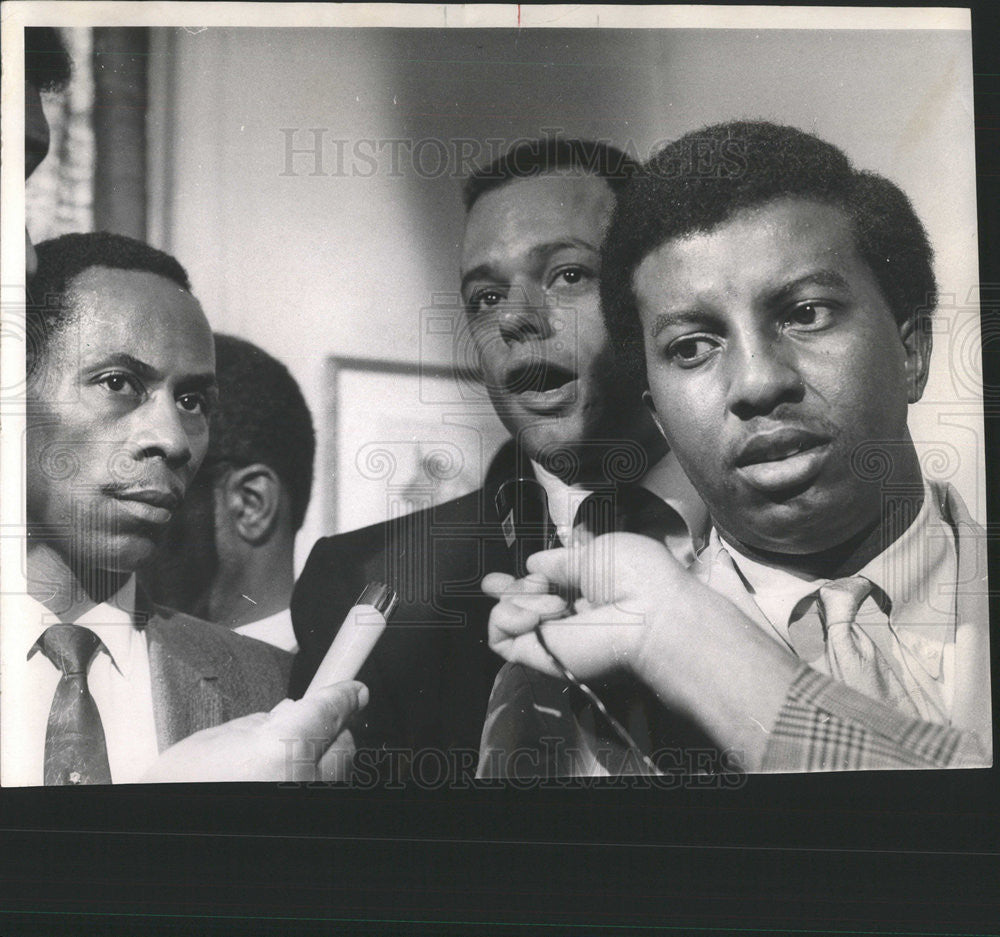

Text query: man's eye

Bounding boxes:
[551,266,591,289]
[667,336,718,366]
[468,288,505,314]
[785,303,833,329]
[177,393,209,416]
[97,372,141,396]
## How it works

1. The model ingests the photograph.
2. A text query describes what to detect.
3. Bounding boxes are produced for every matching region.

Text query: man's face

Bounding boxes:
[461,173,641,469]
[25,81,51,277]
[636,197,929,555]
[27,267,216,574]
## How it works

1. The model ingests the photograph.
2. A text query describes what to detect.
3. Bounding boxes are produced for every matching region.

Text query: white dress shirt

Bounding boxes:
[707,483,957,724]
[530,450,708,566]
[233,607,298,653]
[2,576,161,786]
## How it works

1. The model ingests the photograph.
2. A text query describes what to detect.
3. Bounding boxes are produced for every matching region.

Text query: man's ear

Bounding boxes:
[900,313,932,404]
[641,389,669,441]
[220,463,282,546]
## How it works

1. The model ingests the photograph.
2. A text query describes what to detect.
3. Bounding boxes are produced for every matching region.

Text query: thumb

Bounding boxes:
[526,538,622,605]
[525,546,571,587]
[271,680,368,742]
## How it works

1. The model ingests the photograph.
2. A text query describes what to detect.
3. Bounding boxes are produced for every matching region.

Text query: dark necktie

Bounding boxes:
[568,485,694,770]
[572,484,685,543]
[38,624,113,785]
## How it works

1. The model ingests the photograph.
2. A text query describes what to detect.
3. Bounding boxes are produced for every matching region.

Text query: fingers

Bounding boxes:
[510,592,566,616]
[489,586,567,637]
[528,541,619,604]
[270,680,369,743]
[526,546,569,582]
[489,599,544,644]
[482,571,515,598]
[483,570,552,599]
[528,534,681,605]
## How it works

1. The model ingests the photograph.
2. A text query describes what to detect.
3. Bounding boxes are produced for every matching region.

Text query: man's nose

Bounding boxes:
[129,395,193,468]
[725,331,805,419]
[498,284,555,346]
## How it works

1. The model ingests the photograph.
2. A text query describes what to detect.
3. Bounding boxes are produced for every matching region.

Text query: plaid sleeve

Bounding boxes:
[761,667,990,772]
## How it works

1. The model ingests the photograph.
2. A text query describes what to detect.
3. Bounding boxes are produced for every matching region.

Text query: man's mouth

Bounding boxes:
[107,486,182,525]
[504,361,578,413]
[734,427,831,492]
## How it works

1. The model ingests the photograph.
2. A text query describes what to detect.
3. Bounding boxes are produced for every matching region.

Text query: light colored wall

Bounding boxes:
[150,26,982,566]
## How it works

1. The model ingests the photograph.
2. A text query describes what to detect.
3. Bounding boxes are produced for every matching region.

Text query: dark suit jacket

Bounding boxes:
[140,596,292,751]
[290,440,523,778]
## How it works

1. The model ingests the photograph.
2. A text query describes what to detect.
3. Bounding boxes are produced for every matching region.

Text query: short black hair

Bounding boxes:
[463,137,639,211]
[27,231,192,377]
[25,27,72,92]
[204,334,315,533]
[601,120,937,388]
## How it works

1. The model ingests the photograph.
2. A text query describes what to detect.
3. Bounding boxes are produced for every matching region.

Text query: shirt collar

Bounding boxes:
[855,484,955,678]
[855,483,947,606]
[710,483,955,676]
[530,459,592,538]
[27,576,139,676]
[709,528,819,632]
[233,607,298,653]
[530,450,709,550]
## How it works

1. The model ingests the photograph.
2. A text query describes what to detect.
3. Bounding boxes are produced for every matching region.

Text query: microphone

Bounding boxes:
[305,581,399,697]
[494,476,555,578]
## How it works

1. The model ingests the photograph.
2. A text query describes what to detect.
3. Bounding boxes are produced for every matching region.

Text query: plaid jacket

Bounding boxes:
[761,482,990,771]
[761,667,987,771]
[478,483,991,776]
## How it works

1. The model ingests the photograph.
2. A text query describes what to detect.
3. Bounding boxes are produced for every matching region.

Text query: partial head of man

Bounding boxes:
[461,137,665,484]
[142,333,315,628]
[26,232,216,609]
[602,121,935,569]
[24,26,72,277]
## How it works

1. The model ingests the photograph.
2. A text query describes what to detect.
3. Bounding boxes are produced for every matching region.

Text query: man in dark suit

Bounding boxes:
[9,232,363,784]
[290,138,706,782]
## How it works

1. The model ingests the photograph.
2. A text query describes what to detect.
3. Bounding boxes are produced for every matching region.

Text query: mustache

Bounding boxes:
[102,482,184,511]
[730,411,841,464]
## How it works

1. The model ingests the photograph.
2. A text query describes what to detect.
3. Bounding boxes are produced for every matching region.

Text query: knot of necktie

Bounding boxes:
[818,576,873,630]
[810,575,918,717]
[39,623,103,676]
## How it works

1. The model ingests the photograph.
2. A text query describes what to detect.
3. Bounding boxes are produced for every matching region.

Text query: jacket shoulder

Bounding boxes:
[310,486,494,555]
[147,604,292,702]
[293,485,498,613]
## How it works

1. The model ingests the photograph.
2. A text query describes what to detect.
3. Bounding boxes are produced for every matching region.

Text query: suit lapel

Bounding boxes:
[937,483,992,750]
[143,605,233,751]
[692,541,775,629]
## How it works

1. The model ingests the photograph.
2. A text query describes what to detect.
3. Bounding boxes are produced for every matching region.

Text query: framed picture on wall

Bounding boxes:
[323,355,511,534]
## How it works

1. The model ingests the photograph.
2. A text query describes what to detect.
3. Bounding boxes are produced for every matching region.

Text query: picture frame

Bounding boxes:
[323,354,510,533]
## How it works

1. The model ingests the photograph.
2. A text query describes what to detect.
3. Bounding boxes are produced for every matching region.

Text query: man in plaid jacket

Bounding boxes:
[478,121,991,776]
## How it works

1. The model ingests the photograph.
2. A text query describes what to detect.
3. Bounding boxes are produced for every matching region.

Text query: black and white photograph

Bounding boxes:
[1,2,998,932]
